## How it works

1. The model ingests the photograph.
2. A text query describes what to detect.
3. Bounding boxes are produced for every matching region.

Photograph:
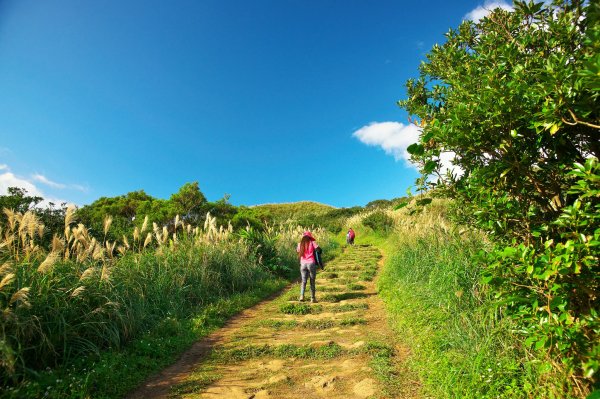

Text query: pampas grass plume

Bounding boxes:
[103,215,113,237]
[0,273,15,290]
[143,233,152,249]
[141,216,149,234]
[37,252,59,273]
[71,286,86,298]
[9,287,30,307]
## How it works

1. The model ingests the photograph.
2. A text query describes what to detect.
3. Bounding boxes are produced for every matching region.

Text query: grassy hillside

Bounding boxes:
[251,201,335,221]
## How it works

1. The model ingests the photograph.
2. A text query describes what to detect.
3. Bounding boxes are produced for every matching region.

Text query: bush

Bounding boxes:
[399,0,599,389]
[362,211,394,233]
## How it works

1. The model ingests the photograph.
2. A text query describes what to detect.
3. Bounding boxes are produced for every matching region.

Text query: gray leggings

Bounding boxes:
[300,263,317,298]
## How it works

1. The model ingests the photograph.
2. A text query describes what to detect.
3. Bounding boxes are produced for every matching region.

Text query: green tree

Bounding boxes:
[0,187,42,213]
[399,0,599,390]
[169,182,207,222]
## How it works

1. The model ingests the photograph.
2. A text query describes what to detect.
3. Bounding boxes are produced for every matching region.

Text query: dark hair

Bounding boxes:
[298,236,312,258]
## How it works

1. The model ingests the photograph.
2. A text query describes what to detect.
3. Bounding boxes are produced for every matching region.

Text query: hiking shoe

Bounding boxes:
[311,298,318,303]
[299,296,305,302]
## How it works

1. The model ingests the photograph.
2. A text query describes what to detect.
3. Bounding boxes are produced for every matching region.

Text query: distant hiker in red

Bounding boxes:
[346,228,355,245]
[297,231,322,303]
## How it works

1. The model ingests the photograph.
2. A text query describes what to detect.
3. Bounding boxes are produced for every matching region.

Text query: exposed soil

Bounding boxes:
[127,245,421,399]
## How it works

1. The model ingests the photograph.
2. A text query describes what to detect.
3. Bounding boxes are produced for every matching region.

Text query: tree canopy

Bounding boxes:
[400,0,599,388]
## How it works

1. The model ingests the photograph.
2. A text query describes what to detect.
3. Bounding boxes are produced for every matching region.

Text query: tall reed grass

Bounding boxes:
[0,209,292,387]
[374,199,575,398]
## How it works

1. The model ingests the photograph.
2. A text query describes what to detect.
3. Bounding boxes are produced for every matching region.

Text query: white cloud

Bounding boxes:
[353,121,464,180]
[352,121,421,167]
[0,164,8,171]
[438,151,464,179]
[71,184,89,193]
[464,0,513,22]
[0,169,75,208]
[32,173,66,189]
[0,172,45,197]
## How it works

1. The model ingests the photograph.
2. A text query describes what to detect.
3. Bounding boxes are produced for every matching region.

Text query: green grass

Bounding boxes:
[214,342,344,362]
[331,303,368,313]
[362,341,404,397]
[320,292,369,302]
[318,285,344,292]
[339,317,367,326]
[256,317,363,330]
[3,279,286,399]
[251,201,335,221]
[346,283,366,290]
[279,303,322,315]
[255,319,299,329]
[377,225,567,398]
[301,319,336,329]
[169,365,221,397]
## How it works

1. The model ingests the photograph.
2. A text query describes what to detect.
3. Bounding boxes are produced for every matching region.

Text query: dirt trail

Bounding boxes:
[128,245,421,399]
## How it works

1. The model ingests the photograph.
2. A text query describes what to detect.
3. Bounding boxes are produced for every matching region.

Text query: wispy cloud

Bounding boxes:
[70,184,89,193]
[352,121,421,167]
[31,173,88,192]
[0,172,45,197]
[464,0,513,22]
[32,173,67,189]
[1,166,80,207]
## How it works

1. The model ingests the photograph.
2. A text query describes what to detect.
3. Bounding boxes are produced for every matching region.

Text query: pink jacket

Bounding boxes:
[297,241,319,264]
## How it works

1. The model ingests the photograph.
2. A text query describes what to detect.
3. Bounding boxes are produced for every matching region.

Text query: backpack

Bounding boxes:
[313,245,324,269]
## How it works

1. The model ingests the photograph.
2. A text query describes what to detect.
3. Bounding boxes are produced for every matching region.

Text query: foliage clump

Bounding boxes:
[362,211,394,233]
[399,0,599,391]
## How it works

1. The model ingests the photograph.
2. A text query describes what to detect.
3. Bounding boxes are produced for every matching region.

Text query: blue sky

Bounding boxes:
[0,0,511,208]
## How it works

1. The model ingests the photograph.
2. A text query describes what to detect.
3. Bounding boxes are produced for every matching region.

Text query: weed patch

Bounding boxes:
[215,342,344,362]
[321,292,369,302]
[339,317,367,326]
[301,319,336,330]
[169,366,220,397]
[279,303,322,315]
[319,286,343,292]
[346,283,366,291]
[331,303,368,313]
[255,319,298,329]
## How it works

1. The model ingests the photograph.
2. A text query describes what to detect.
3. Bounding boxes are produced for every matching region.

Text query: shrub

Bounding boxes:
[362,211,394,233]
[399,0,599,389]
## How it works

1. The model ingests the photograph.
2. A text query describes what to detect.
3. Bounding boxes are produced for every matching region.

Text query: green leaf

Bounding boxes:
[423,160,437,174]
[406,143,425,156]
[586,390,600,399]
[393,202,409,210]
[535,337,547,350]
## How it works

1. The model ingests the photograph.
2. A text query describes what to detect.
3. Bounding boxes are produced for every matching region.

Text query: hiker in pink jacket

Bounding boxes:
[296,231,321,303]
[346,228,355,245]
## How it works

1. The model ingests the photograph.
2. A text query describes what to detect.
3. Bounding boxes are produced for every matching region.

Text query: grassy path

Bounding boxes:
[128,245,420,399]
